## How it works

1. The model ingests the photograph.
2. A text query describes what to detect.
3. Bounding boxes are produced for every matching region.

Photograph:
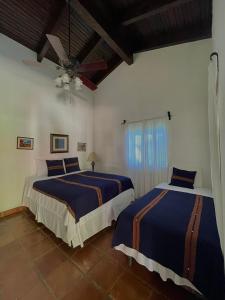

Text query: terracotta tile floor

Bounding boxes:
[0,211,199,300]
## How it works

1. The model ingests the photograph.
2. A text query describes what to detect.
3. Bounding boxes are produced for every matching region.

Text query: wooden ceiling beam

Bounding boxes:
[92,55,123,85]
[133,23,211,53]
[92,21,211,86]
[70,0,133,65]
[122,0,192,26]
[37,1,66,62]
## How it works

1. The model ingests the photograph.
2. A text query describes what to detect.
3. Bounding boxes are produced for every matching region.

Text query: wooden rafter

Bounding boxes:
[134,22,211,53]
[37,1,66,62]
[69,0,133,65]
[122,0,192,26]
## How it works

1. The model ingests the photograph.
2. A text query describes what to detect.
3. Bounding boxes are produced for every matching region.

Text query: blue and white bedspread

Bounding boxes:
[112,188,225,300]
[33,171,133,222]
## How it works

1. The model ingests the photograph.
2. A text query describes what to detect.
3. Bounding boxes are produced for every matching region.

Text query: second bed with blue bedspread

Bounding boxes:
[112,188,225,300]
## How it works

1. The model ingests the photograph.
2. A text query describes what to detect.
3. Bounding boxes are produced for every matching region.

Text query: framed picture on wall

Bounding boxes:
[17,137,34,150]
[50,134,69,153]
[77,142,87,152]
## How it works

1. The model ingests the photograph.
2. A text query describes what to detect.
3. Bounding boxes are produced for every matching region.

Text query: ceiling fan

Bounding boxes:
[23,0,107,91]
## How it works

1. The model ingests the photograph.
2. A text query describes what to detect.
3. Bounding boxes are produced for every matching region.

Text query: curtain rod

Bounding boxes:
[210,52,218,60]
[121,111,171,125]
[210,52,219,72]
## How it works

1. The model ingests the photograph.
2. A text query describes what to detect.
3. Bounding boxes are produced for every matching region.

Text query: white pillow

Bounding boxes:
[35,159,48,177]
[168,166,202,188]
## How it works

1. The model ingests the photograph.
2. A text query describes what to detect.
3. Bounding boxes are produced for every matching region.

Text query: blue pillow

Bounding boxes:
[46,160,65,177]
[170,167,196,189]
[64,157,80,173]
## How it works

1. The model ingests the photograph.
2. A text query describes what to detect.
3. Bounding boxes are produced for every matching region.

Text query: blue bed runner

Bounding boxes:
[112,188,225,300]
[33,171,133,222]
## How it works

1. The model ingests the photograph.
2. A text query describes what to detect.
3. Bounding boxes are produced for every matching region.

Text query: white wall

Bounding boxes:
[94,40,212,188]
[0,34,94,212]
[213,0,225,138]
[213,1,225,95]
[212,0,225,253]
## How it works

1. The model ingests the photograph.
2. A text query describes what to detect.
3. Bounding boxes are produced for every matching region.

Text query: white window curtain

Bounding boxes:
[125,118,169,197]
[208,56,225,255]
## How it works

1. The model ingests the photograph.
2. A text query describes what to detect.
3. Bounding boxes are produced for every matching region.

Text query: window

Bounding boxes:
[126,123,143,168]
[126,118,168,170]
[125,118,168,195]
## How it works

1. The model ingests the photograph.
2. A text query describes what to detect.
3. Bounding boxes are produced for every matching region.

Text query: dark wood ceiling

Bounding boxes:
[0,0,212,89]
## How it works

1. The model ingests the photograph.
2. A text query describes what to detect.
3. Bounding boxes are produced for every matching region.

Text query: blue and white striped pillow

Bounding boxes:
[46,160,65,177]
[64,157,80,173]
[170,167,196,189]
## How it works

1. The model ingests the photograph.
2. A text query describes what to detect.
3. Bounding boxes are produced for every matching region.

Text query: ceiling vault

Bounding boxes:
[122,0,193,26]
[37,1,66,62]
[69,0,133,65]
[134,22,211,53]
[0,0,212,89]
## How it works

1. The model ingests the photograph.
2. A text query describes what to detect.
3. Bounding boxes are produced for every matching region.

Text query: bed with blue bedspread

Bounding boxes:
[25,170,134,247]
[33,171,133,222]
[112,185,225,300]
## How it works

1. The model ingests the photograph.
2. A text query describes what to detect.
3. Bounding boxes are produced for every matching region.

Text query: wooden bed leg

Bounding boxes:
[128,256,133,267]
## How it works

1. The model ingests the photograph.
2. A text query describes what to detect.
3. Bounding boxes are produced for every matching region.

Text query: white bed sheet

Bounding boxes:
[22,171,135,248]
[156,182,212,197]
[115,244,201,294]
[114,183,213,296]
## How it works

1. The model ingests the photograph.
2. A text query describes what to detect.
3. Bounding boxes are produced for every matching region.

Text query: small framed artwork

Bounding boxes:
[50,134,69,153]
[17,136,34,150]
[77,142,87,152]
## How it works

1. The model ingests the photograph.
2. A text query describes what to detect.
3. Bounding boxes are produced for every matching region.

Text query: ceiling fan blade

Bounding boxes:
[46,34,70,65]
[79,75,97,91]
[22,59,47,68]
[77,60,108,73]
[22,59,58,73]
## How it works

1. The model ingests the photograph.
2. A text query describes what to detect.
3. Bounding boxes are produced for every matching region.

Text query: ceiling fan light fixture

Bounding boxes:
[63,83,70,91]
[62,73,70,84]
[55,76,63,87]
[75,76,83,90]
